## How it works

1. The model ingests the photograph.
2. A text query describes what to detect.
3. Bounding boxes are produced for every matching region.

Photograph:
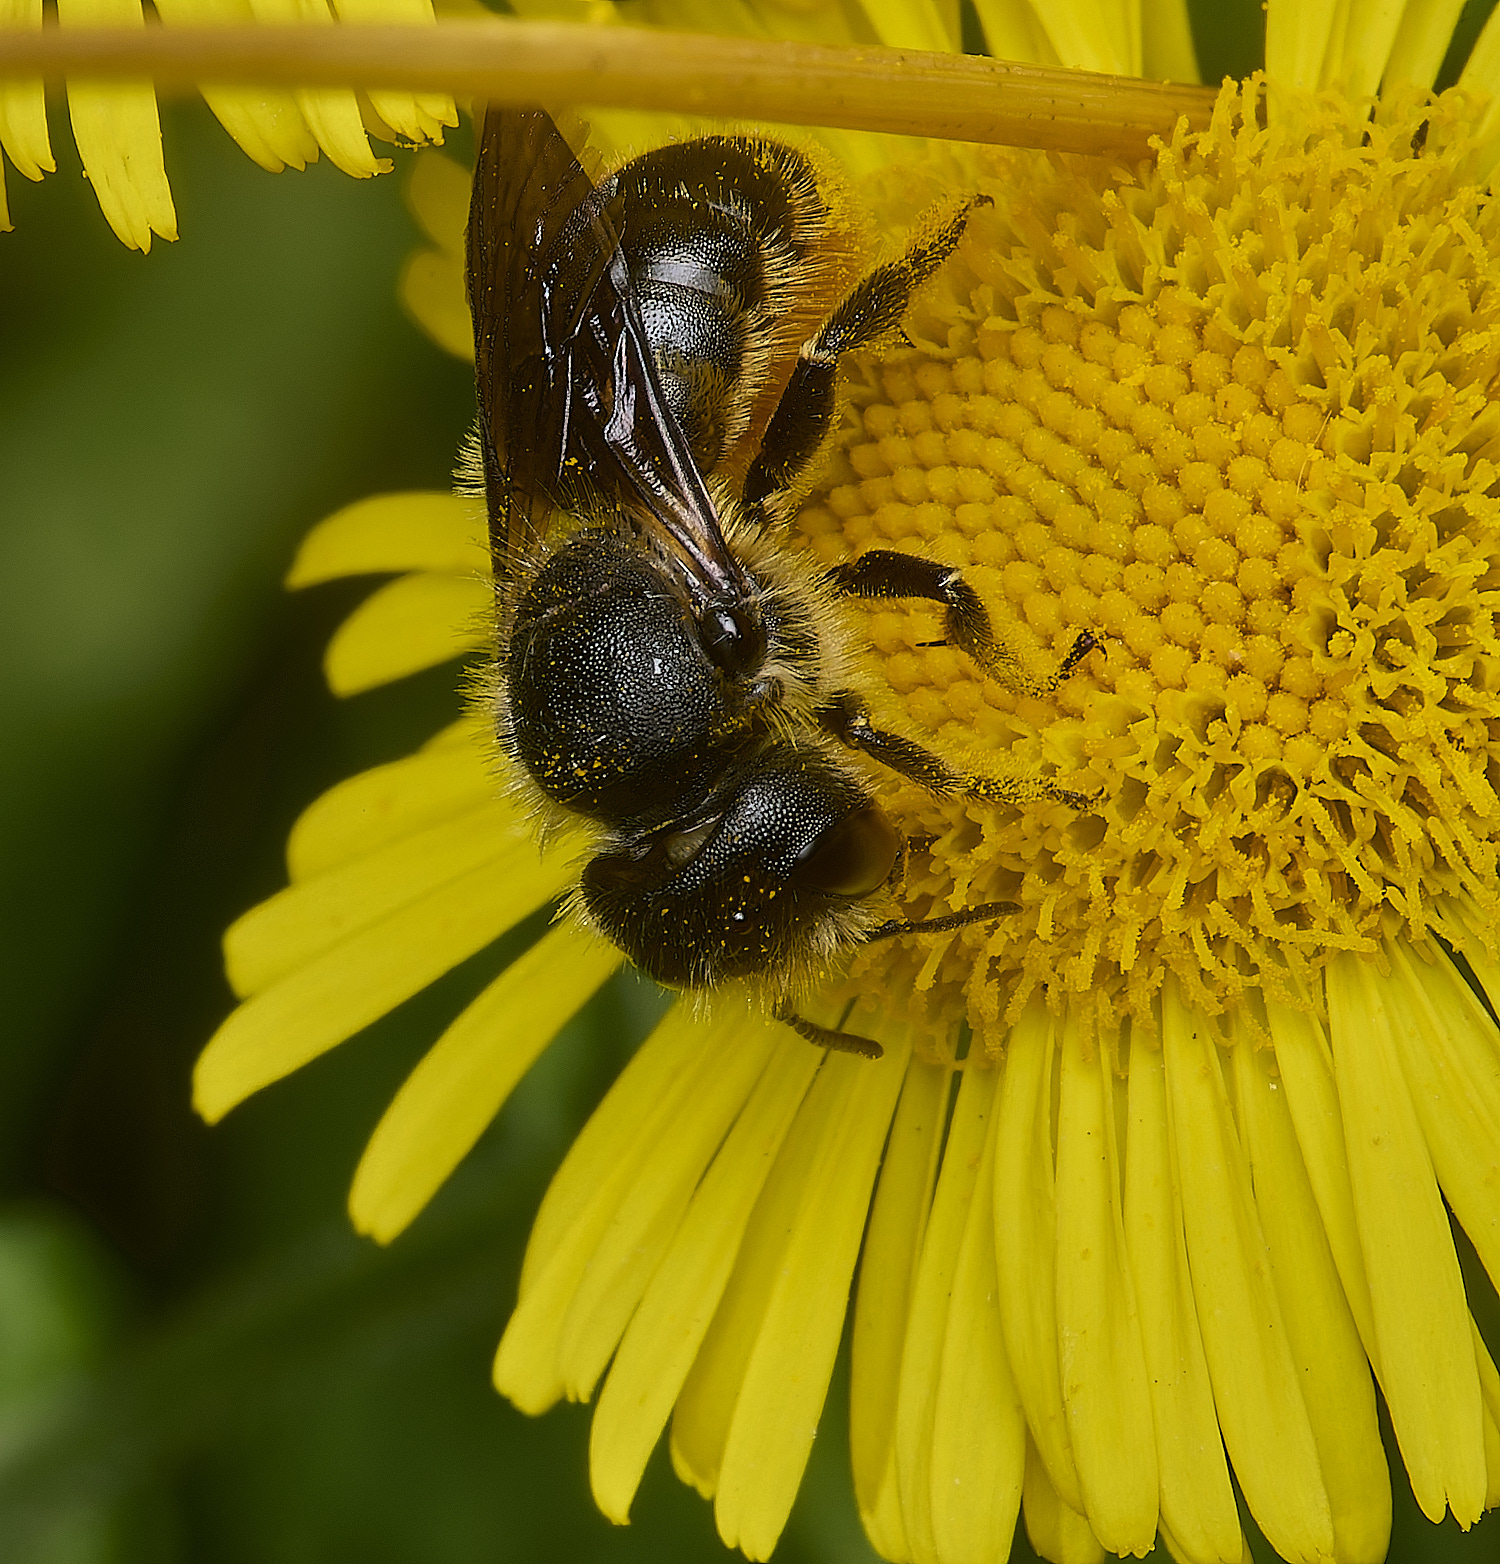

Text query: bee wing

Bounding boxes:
[467,107,754,606]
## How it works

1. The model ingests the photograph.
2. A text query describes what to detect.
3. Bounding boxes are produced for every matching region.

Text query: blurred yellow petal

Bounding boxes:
[59,0,176,250]
[1326,952,1487,1526]
[591,1033,821,1524]
[850,1051,948,1561]
[350,924,620,1243]
[323,571,489,694]
[1161,983,1334,1564]
[401,245,473,359]
[287,491,486,585]
[1054,1018,1156,1556]
[1123,1037,1241,1564]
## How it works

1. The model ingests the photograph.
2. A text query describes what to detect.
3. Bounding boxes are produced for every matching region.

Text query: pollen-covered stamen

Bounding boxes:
[796,80,1500,1046]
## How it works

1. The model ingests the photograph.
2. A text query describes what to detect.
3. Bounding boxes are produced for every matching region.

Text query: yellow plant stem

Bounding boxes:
[0,18,1216,154]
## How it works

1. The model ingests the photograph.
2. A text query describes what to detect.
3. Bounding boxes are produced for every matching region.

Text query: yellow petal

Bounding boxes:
[993,999,1086,1514]
[349,923,620,1243]
[850,1050,949,1561]
[153,0,317,171]
[1459,3,1500,150]
[1161,982,1334,1563]
[1335,0,1409,96]
[226,800,535,997]
[895,1059,997,1560]
[1054,1017,1157,1556]
[1472,1320,1500,1510]
[495,1000,715,1413]
[197,845,566,1122]
[59,0,177,251]
[1264,1000,1381,1369]
[590,1034,821,1524]
[1233,1039,1391,1564]
[855,0,959,52]
[0,0,53,181]
[1326,951,1487,1526]
[554,1015,778,1404]
[1383,942,1500,1296]
[323,572,489,695]
[405,148,468,253]
[672,1025,910,1561]
[1141,0,1198,82]
[242,0,387,175]
[1027,0,1136,77]
[286,728,497,882]
[967,0,1059,66]
[1022,1438,1105,1564]
[287,491,486,585]
[401,247,473,359]
[331,0,457,142]
[1123,1037,1241,1564]
[1383,0,1468,87]
[907,1061,1026,1564]
[1265,0,1338,87]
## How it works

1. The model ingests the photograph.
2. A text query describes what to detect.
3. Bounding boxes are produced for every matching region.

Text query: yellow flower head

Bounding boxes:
[178,1,1500,1562]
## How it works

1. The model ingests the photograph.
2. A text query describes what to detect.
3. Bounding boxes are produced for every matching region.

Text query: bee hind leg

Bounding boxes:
[742,199,990,520]
[828,548,1098,698]
[817,691,1098,810]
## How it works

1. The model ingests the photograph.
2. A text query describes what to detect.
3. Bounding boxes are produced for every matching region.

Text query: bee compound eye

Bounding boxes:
[792,802,901,899]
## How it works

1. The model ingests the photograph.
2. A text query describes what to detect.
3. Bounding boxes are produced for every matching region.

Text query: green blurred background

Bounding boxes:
[2,0,1500,1558]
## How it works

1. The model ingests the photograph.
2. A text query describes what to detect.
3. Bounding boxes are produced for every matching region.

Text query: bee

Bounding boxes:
[466,106,1096,1056]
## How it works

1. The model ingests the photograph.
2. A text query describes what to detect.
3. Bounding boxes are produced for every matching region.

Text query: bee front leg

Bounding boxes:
[827,548,1098,698]
[818,691,1098,811]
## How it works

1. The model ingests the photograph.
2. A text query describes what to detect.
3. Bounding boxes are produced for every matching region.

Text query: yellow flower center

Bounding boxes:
[797,80,1500,1049]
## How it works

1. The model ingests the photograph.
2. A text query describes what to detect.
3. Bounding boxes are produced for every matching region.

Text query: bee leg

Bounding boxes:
[775,1006,884,1060]
[818,691,1099,810]
[863,901,1021,942]
[827,548,1098,698]
[743,199,991,518]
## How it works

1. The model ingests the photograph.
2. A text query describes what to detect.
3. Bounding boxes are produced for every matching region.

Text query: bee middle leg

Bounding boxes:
[742,199,990,518]
[828,548,1099,699]
[818,691,1098,811]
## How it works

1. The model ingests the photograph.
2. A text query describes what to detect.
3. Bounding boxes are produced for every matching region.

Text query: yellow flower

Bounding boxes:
[186,1,1500,1561]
